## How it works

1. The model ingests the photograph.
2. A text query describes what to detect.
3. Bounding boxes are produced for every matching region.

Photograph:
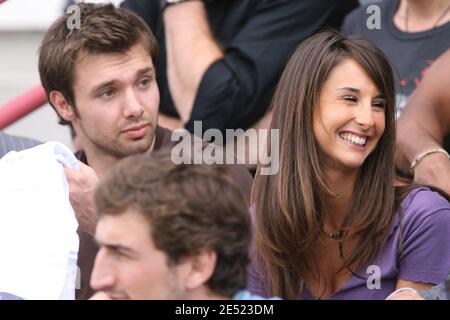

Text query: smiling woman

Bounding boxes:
[313,58,387,173]
[248,30,450,300]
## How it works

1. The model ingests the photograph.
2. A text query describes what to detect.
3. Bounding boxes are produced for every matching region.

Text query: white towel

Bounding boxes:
[0,142,79,300]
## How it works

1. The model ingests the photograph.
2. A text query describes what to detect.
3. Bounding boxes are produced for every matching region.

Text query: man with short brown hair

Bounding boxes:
[37,3,252,299]
[90,150,253,300]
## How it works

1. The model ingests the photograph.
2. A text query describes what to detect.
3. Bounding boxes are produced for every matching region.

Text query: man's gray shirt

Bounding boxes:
[0,132,41,158]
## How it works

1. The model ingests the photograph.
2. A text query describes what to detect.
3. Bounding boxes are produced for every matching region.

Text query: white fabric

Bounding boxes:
[385,287,419,300]
[0,142,79,300]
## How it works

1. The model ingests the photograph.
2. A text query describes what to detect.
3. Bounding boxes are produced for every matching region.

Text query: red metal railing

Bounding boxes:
[0,1,48,128]
[0,85,48,129]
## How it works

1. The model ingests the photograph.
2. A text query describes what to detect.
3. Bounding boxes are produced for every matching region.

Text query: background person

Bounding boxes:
[0,131,40,158]
[38,3,252,299]
[396,49,450,195]
[342,0,450,118]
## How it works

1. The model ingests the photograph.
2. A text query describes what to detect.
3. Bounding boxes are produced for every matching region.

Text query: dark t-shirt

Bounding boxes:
[75,126,254,299]
[121,0,356,133]
[342,0,450,117]
[342,0,450,151]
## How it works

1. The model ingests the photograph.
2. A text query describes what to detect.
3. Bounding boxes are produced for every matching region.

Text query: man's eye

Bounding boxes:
[101,89,115,97]
[139,78,151,87]
[110,250,126,259]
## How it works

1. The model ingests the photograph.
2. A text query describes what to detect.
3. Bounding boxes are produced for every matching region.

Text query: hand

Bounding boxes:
[64,160,99,235]
[413,152,450,195]
[386,288,424,300]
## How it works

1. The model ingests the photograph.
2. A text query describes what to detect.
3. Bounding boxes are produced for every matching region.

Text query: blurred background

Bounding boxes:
[0,0,124,150]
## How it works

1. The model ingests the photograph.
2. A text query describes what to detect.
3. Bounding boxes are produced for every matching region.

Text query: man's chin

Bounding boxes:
[89,291,130,300]
[110,295,130,300]
[102,291,130,300]
[118,139,154,157]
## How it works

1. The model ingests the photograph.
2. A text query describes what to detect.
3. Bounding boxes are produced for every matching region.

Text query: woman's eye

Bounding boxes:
[342,95,357,102]
[372,101,386,109]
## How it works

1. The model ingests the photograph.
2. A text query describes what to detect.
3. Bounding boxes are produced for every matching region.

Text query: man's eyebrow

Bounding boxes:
[91,80,117,94]
[136,67,154,77]
[90,67,155,94]
[95,239,137,255]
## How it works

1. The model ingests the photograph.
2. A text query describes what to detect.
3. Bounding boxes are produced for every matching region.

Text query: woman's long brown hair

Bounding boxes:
[252,30,399,299]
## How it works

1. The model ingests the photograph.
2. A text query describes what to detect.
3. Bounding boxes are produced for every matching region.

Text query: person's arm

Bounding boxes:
[396,50,450,193]
[164,0,336,132]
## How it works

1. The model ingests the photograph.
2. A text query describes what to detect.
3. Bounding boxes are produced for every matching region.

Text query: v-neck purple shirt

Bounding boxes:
[247,188,450,299]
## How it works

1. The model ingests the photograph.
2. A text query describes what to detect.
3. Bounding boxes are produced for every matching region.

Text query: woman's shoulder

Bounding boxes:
[393,187,450,286]
[402,187,449,211]
[400,187,450,226]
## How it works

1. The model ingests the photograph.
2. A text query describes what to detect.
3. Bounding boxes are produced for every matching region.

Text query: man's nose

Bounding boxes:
[90,249,116,292]
[122,88,144,118]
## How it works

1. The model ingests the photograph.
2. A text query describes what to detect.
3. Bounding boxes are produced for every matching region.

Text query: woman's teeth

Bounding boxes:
[339,133,367,146]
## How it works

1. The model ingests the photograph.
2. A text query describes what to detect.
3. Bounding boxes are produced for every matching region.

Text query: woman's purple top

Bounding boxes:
[247,187,450,299]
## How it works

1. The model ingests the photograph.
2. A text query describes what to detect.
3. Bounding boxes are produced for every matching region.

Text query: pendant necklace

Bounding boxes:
[322,228,347,258]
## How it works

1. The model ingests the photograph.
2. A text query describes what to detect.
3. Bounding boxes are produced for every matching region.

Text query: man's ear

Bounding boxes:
[49,90,76,122]
[185,251,217,291]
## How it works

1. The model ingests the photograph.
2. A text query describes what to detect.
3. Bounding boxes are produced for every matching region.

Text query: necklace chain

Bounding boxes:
[321,228,346,241]
[405,2,450,32]
[321,228,346,258]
